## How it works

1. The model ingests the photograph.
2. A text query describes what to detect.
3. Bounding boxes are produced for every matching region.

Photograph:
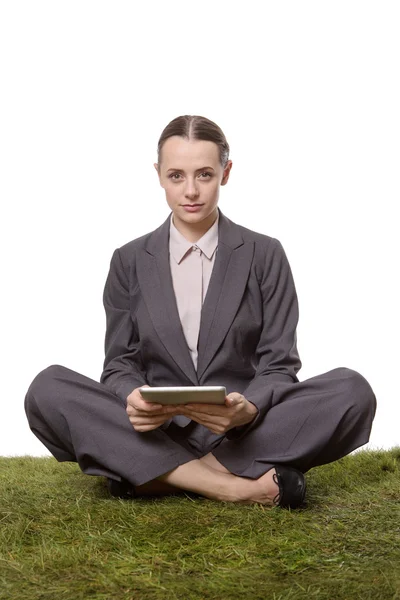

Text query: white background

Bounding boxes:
[0,1,399,457]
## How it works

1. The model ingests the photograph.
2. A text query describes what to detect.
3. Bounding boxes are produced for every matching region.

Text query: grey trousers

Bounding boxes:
[24,365,377,487]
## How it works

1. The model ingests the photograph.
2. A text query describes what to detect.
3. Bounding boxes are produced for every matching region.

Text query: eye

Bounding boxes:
[168,172,212,180]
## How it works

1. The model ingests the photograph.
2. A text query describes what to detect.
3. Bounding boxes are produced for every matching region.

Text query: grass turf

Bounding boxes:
[0,448,399,600]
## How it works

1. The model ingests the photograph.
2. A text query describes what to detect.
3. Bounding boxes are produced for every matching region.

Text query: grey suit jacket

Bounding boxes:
[100,207,302,439]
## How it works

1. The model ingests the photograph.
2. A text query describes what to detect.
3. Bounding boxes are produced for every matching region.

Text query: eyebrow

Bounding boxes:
[166,166,215,173]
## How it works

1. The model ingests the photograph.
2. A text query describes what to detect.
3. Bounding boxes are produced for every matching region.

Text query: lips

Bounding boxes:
[183,204,203,207]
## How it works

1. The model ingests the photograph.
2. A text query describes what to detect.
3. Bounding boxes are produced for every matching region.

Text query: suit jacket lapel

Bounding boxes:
[136,207,254,385]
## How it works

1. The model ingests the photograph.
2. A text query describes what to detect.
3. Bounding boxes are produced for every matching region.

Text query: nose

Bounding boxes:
[184,177,200,199]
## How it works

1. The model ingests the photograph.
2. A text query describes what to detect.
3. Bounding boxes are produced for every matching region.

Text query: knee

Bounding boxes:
[336,367,377,417]
[25,364,68,413]
[27,364,67,394]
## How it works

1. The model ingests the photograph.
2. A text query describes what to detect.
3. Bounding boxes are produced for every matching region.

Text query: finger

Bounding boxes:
[134,421,166,432]
[131,399,177,414]
[138,398,164,411]
[184,414,222,434]
[183,403,227,415]
[130,415,169,429]
[182,408,234,423]
[128,396,162,412]
[136,394,178,412]
[178,411,211,426]
[127,406,177,420]
[183,410,230,429]
[129,412,168,423]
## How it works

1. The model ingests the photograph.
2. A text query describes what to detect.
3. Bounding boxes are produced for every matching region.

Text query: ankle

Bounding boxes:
[254,468,279,505]
[234,468,279,505]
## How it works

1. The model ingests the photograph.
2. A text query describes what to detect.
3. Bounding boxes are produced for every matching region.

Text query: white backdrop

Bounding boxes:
[0,1,399,457]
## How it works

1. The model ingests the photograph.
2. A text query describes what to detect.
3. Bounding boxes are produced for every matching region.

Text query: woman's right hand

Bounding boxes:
[126,385,179,432]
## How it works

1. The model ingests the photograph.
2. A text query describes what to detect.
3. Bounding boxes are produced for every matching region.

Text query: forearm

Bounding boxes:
[224,373,296,441]
[100,356,148,402]
[242,372,297,415]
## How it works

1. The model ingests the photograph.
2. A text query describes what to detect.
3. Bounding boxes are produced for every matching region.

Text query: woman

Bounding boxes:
[25,115,377,509]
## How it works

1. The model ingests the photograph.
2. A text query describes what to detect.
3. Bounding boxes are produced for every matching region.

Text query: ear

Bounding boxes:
[221,160,233,186]
[154,163,163,187]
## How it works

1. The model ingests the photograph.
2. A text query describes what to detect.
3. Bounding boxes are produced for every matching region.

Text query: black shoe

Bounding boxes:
[272,465,306,509]
[107,477,137,499]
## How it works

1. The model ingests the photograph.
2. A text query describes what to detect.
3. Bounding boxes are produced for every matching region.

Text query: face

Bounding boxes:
[154,136,232,239]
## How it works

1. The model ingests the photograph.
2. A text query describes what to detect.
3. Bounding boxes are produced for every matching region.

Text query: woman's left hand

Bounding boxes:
[179,393,258,435]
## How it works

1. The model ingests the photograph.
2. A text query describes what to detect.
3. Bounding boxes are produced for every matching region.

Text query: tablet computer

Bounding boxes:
[139,386,226,405]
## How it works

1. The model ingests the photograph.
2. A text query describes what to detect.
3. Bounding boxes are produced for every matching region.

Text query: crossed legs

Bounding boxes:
[135,455,279,505]
[24,364,376,505]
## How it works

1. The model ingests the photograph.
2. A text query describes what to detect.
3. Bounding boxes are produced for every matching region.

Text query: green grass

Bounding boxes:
[0,449,399,600]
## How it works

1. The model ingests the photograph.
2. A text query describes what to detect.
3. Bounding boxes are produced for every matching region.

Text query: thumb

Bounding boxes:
[226,394,242,406]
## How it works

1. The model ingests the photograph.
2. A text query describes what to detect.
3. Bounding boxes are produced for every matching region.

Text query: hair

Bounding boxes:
[157,115,230,169]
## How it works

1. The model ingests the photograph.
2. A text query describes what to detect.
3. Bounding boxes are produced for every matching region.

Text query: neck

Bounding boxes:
[172,208,218,242]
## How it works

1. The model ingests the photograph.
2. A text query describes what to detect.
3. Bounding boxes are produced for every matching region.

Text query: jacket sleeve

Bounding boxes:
[100,247,148,402]
[225,237,302,440]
